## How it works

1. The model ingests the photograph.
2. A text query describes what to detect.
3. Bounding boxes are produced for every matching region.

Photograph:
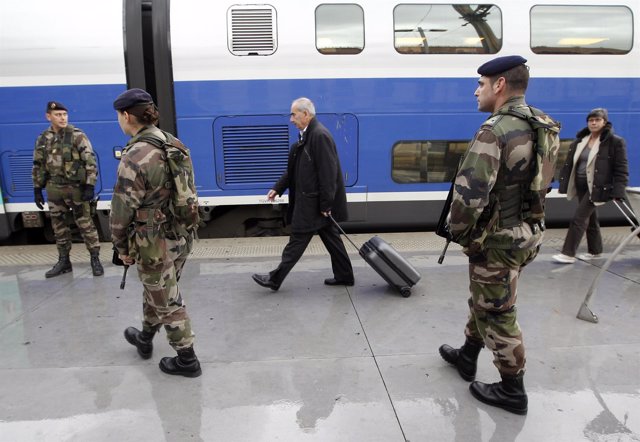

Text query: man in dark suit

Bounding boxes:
[252,97,354,291]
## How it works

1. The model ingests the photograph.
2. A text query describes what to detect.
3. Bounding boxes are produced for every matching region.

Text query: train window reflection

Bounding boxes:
[392,140,467,183]
[531,6,632,55]
[392,139,574,184]
[316,4,364,54]
[393,4,502,54]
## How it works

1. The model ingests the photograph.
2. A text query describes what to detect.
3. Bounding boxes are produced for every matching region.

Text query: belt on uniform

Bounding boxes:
[47,176,79,185]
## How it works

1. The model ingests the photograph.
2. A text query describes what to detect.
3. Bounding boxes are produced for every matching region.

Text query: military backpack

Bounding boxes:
[499,106,561,223]
[138,131,201,237]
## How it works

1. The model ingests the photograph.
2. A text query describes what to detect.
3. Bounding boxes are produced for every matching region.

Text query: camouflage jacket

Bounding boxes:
[450,96,543,253]
[109,126,173,256]
[32,124,97,188]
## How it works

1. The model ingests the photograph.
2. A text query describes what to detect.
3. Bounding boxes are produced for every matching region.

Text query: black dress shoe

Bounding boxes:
[252,273,280,291]
[324,278,354,286]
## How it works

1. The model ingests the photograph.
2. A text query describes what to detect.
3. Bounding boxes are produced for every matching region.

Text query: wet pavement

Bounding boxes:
[1,227,639,441]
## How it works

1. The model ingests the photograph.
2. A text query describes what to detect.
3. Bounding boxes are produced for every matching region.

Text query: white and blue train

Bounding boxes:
[0,0,638,240]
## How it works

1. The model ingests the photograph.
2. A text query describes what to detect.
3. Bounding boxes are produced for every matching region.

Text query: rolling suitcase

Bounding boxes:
[330,216,421,297]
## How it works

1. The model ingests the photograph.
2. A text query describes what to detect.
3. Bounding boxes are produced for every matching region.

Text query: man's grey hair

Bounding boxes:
[292,97,316,116]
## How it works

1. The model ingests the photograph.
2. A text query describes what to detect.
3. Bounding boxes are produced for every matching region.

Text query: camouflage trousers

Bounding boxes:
[464,246,539,377]
[46,183,100,255]
[137,235,195,350]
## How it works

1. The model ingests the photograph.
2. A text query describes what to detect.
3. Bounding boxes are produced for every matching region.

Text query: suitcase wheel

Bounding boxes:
[400,287,411,298]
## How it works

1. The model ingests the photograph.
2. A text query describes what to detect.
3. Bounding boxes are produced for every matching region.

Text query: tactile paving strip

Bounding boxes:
[0,227,636,266]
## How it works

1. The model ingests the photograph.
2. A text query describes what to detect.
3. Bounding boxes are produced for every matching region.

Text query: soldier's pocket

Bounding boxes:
[139,271,163,288]
[83,201,92,218]
[469,260,516,311]
[131,223,167,269]
[46,148,65,177]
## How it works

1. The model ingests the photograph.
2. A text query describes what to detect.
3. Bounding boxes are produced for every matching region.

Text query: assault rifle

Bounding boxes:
[89,196,100,218]
[112,248,129,289]
[435,180,455,264]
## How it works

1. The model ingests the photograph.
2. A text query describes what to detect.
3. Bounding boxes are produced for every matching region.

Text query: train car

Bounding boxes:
[0,0,638,240]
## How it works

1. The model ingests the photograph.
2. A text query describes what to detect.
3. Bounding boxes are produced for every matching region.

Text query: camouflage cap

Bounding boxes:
[46,101,67,112]
[113,88,154,111]
[477,55,527,76]
[587,108,608,122]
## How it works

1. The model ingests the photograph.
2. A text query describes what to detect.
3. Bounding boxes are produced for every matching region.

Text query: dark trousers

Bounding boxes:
[269,223,353,286]
[561,180,603,257]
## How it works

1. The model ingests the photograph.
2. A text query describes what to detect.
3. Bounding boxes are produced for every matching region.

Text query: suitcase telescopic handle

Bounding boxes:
[328,214,360,251]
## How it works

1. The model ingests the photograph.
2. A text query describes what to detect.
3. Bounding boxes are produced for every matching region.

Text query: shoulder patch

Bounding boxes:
[482,115,502,127]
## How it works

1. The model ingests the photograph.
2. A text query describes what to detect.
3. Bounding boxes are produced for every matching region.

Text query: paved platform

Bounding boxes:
[1,227,639,441]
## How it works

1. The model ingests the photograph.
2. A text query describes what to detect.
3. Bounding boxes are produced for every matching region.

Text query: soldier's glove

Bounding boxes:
[82,184,94,201]
[34,188,45,210]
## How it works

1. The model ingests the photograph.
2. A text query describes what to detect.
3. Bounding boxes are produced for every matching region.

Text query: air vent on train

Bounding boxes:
[3,152,35,197]
[227,5,277,55]
[218,124,289,189]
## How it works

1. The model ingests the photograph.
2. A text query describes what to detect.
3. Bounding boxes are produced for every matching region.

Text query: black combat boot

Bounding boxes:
[124,327,156,359]
[159,347,202,378]
[45,253,72,278]
[439,338,484,381]
[90,250,104,276]
[469,374,528,415]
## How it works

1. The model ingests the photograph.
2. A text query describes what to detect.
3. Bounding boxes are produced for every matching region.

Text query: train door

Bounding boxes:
[123,0,177,135]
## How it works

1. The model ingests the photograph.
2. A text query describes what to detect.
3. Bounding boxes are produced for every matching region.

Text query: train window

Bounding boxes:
[227,5,277,55]
[393,139,574,184]
[392,140,467,183]
[393,4,502,54]
[316,4,364,54]
[531,6,632,55]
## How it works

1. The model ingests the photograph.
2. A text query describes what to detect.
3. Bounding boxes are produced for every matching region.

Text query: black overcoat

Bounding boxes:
[273,118,348,233]
[558,122,628,202]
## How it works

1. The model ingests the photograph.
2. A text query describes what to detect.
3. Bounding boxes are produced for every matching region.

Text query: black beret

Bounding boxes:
[113,88,154,111]
[477,55,527,76]
[46,101,67,112]
[587,108,608,121]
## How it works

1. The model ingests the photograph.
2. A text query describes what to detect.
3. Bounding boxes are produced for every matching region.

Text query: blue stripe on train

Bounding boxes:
[0,77,638,204]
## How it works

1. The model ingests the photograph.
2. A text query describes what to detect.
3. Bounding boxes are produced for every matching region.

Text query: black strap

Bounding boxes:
[328,214,360,252]
[62,126,75,148]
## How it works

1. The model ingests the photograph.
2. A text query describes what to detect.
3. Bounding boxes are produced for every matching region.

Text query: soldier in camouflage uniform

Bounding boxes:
[110,89,201,378]
[32,101,103,278]
[439,56,556,415]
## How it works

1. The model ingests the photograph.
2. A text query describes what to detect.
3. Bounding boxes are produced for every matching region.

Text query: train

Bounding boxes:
[1,0,639,241]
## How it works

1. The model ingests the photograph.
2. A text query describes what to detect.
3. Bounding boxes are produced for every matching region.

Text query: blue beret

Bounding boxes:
[113,88,154,111]
[477,55,527,76]
[47,101,67,112]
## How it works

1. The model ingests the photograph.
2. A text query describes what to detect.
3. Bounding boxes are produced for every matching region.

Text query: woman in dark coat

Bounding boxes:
[552,108,628,264]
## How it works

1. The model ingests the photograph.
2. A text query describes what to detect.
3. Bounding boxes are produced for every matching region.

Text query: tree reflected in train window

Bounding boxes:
[531,6,632,54]
[392,140,467,183]
[393,4,502,54]
[392,139,574,184]
[316,4,364,54]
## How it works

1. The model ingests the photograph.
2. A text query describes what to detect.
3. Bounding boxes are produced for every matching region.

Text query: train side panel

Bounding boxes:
[0,0,638,239]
